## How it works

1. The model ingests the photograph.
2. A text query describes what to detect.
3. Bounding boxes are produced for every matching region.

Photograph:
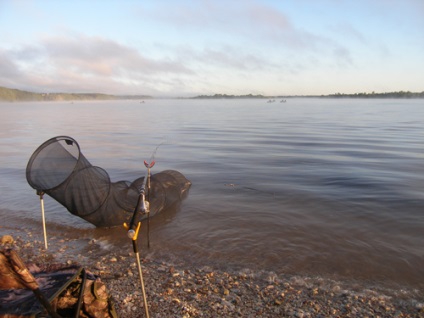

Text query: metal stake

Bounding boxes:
[37,191,48,250]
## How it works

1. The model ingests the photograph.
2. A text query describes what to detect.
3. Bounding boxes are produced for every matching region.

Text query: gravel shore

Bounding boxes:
[1,232,423,318]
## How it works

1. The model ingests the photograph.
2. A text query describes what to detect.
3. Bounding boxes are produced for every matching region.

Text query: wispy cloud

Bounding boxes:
[1,34,196,94]
[139,1,355,70]
[42,35,193,76]
[0,50,21,79]
[141,1,320,50]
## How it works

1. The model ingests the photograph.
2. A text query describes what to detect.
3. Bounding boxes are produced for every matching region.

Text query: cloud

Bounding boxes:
[0,34,196,94]
[139,0,354,72]
[332,46,353,66]
[41,35,192,76]
[154,1,293,39]
[172,44,280,72]
[138,1,318,49]
[1,27,295,95]
[241,3,314,48]
[329,23,367,45]
[0,50,21,79]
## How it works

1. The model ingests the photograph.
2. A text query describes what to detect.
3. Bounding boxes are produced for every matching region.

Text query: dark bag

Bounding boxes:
[0,249,117,318]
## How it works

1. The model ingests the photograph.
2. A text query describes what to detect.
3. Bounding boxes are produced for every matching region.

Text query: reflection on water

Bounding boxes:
[1,98,424,290]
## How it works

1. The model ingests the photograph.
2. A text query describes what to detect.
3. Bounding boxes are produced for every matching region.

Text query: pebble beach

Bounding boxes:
[1,231,423,318]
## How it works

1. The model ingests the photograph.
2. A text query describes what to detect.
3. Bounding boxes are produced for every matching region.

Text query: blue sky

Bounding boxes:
[1,0,423,97]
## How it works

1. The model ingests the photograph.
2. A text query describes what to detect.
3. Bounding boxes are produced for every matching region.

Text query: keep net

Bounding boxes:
[26,136,191,227]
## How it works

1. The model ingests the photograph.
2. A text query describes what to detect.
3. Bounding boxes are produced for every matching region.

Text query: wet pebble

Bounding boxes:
[0,235,14,245]
[5,235,424,318]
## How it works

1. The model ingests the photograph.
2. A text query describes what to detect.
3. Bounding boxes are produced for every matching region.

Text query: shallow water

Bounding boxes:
[1,98,423,290]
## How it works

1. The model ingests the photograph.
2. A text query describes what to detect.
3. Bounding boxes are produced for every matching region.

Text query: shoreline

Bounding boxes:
[1,231,423,317]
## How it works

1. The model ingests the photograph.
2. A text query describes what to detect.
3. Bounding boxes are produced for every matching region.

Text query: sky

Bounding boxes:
[0,0,423,97]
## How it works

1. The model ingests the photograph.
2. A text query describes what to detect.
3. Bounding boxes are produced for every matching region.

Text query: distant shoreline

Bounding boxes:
[0,86,152,102]
[190,91,424,99]
[1,86,423,102]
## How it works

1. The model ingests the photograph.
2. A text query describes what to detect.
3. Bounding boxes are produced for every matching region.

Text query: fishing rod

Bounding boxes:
[124,191,149,318]
[127,142,162,241]
[142,142,162,248]
[122,143,162,318]
[123,157,152,317]
[144,160,155,248]
[123,179,150,318]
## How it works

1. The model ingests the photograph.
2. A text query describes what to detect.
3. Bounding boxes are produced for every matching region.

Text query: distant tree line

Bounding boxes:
[193,91,424,99]
[327,91,424,98]
[0,86,152,102]
[192,93,266,99]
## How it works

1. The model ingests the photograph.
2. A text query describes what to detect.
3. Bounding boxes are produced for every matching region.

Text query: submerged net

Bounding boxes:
[26,136,191,227]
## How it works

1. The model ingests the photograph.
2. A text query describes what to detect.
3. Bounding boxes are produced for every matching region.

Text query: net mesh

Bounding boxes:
[26,136,191,227]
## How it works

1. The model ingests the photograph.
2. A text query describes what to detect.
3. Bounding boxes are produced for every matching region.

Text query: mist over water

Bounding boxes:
[1,98,423,290]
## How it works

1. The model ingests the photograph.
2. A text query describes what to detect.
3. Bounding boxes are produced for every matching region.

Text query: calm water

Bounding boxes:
[1,98,424,290]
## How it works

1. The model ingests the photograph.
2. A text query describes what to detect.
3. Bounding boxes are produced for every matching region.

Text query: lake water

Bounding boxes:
[1,98,423,291]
